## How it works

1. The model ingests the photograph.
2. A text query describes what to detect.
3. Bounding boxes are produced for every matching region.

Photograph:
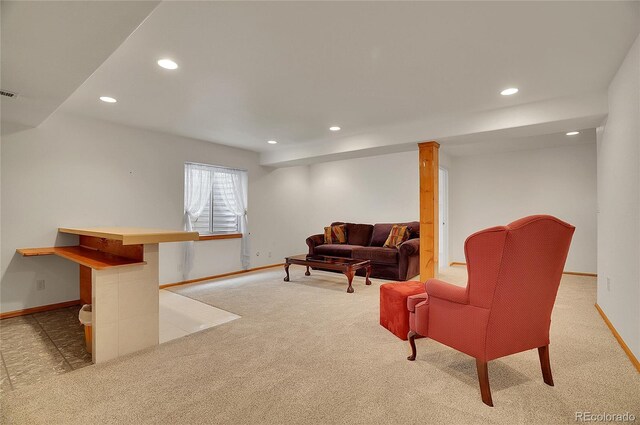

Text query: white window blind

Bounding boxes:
[186,163,246,235]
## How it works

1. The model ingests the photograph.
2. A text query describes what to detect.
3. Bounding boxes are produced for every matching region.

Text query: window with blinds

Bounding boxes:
[187,164,246,235]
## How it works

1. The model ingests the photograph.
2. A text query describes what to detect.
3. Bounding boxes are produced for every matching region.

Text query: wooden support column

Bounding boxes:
[418,141,439,280]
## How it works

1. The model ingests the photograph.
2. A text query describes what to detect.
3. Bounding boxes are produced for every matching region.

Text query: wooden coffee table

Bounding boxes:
[284,254,371,293]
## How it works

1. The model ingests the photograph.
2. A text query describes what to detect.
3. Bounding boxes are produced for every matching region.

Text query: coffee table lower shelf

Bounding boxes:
[283,254,371,293]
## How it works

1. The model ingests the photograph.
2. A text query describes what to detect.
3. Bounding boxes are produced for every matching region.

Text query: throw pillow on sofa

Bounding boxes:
[383,224,410,248]
[324,224,347,244]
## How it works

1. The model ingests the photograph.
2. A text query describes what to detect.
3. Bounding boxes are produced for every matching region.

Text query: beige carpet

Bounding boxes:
[1,267,638,424]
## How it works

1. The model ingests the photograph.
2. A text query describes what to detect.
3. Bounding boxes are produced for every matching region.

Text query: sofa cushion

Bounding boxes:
[345,223,374,246]
[324,224,347,244]
[383,224,410,248]
[315,244,359,258]
[352,246,398,265]
[371,221,420,247]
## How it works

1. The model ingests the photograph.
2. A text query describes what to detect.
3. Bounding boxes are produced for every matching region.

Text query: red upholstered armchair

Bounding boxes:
[407,215,575,406]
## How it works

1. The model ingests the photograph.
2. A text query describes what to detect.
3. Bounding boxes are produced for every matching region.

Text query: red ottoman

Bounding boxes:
[380,281,426,340]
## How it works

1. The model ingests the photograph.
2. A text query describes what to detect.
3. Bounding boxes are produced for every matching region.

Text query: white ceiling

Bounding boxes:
[5,1,640,164]
[0,0,159,133]
[441,128,597,157]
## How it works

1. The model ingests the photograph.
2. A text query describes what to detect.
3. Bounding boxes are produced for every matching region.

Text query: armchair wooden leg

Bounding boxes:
[407,331,418,361]
[538,345,554,386]
[476,359,494,407]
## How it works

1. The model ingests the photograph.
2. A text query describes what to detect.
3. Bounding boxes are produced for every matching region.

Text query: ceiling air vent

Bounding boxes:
[0,89,18,98]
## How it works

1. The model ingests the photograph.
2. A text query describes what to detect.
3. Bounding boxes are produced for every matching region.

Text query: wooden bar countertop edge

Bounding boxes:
[58,227,199,245]
[16,247,57,256]
[17,246,147,270]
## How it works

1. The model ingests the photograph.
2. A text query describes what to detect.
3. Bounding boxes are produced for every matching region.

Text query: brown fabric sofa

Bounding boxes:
[305,221,420,281]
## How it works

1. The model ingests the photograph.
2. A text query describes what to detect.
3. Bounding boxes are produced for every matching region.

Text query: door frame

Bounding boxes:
[439,166,449,270]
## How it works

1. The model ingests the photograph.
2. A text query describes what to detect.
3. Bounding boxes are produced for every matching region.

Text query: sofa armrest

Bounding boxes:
[399,238,419,256]
[426,279,469,305]
[306,234,325,255]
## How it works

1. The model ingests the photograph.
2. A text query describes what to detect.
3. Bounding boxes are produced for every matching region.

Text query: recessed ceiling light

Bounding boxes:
[99,96,117,103]
[157,59,178,70]
[566,131,580,136]
[267,140,277,144]
[500,87,519,96]
[329,126,341,131]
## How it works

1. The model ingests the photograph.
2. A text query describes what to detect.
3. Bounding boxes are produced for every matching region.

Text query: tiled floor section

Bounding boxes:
[0,290,240,393]
[0,306,90,393]
[159,290,240,343]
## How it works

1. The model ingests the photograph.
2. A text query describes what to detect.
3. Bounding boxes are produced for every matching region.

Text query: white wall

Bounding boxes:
[302,148,459,278]
[1,112,309,313]
[447,143,597,274]
[306,150,419,228]
[596,34,640,360]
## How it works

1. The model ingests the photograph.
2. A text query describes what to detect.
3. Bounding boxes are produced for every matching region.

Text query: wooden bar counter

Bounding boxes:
[18,227,198,364]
